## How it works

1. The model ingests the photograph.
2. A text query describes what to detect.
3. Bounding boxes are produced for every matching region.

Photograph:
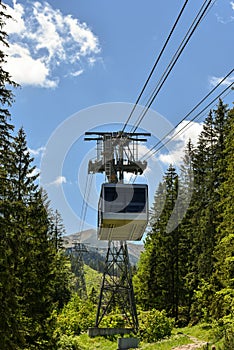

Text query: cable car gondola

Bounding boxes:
[98,183,148,241]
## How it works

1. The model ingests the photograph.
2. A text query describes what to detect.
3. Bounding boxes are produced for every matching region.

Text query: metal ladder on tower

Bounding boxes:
[104,135,113,182]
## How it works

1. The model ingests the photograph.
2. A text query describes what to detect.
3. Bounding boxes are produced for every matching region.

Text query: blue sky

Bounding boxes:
[3,0,234,236]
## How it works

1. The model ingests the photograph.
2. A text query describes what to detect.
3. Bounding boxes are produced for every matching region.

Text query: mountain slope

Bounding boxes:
[63,229,144,267]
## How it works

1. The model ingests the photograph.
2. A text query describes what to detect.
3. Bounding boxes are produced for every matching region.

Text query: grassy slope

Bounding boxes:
[74,324,220,350]
[84,264,102,295]
[76,333,191,350]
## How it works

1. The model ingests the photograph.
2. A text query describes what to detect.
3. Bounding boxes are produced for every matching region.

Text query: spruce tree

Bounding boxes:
[176,140,197,323]
[0,4,72,348]
[0,3,22,348]
[21,190,57,349]
[10,127,38,201]
[48,208,72,309]
[162,165,180,320]
[187,101,231,322]
[0,2,18,193]
[135,101,232,325]
[193,110,218,280]
[134,182,167,310]
[134,165,185,320]
[211,106,234,320]
[6,129,56,348]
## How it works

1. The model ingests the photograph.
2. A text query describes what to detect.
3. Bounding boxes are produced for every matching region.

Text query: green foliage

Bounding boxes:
[55,294,96,337]
[57,335,81,350]
[222,327,234,350]
[139,335,192,349]
[58,333,116,350]
[138,309,174,343]
[100,312,125,329]
[210,289,234,349]
[210,319,234,350]
[191,279,215,323]
[84,264,102,296]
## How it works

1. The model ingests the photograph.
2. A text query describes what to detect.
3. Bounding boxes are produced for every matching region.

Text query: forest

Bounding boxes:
[0,3,233,349]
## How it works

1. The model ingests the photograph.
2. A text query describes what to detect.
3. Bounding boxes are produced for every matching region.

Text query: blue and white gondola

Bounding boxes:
[98,183,148,241]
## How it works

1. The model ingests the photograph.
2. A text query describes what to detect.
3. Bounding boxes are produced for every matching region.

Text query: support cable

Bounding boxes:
[127,73,233,184]
[130,0,213,134]
[78,174,89,237]
[78,173,93,238]
[144,80,234,162]
[142,68,234,161]
[121,0,189,133]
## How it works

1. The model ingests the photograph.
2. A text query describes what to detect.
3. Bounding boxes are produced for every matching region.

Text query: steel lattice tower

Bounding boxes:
[85,131,150,334]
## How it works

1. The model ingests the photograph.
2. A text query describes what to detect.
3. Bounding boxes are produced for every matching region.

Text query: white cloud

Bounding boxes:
[4,0,26,34]
[5,43,57,88]
[29,146,46,157]
[88,57,97,66]
[3,0,101,88]
[70,69,84,77]
[29,1,66,62]
[209,75,234,88]
[215,1,234,24]
[50,176,67,186]
[158,120,203,166]
[169,120,203,144]
[64,15,100,56]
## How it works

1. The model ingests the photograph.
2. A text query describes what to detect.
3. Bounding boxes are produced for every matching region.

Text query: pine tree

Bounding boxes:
[176,140,197,323]
[135,101,232,325]
[5,129,55,348]
[133,182,166,310]
[187,101,231,322]
[21,190,57,349]
[193,110,219,280]
[10,127,38,201]
[135,165,186,320]
[162,165,180,320]
[0,4,73,348]
[49,209,66,252]
[0,2,18,197]
[48,208,72,309]
[210,106,234,320]
[0,3,22,348]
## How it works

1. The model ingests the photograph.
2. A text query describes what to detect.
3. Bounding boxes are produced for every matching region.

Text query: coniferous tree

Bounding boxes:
[133,182,165,310]
[191,102,229,283]
[48,208,73,309]
[49,209,66,252]
[0,4,74,348]
[210,106,234,320]
[10,127,38,201]
[162,165,179,319]
[0,4,22,348]
[193,111,217,279]
[6,129,55,348]
[186,101,231,322]
[135,100,232,326]
[134,165,185,320]
[21,190,58,349]
[175,140,196,323]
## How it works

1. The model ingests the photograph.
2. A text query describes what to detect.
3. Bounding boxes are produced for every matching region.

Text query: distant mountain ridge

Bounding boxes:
[63,229,144,266]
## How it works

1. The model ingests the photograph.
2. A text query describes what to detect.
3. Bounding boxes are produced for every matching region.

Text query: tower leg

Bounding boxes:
[95,240,138,332]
